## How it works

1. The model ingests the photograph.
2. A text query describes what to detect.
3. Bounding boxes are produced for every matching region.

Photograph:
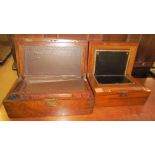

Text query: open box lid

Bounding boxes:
[14,38,88,79]
[88,41,138,76]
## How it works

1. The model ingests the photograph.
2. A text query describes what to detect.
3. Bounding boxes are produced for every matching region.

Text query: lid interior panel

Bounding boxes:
[94,50,132,84]
[95,50,130,76]
[23,45,82,77]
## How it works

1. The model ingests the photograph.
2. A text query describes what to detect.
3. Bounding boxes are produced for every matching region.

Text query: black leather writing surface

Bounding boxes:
[95,50,129,76]
[95,75,132,84]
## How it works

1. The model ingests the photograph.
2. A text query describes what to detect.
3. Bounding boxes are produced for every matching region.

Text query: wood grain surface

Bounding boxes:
[9,78,155,121]
[0,57,155,121]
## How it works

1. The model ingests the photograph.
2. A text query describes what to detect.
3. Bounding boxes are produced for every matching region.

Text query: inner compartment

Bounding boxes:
[94,50,132,84]
[8,79,89,100]
[95,75,131,84]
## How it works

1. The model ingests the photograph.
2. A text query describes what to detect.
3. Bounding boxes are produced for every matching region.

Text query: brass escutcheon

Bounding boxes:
[45,98,58,107]
[120,91,128,97]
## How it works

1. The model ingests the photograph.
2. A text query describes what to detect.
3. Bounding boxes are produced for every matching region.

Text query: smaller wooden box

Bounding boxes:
[3,38,94,118]
[87,41,151,107]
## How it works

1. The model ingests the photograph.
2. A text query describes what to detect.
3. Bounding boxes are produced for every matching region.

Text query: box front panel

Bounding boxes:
[4,98,94,118]
[95,90,150,107]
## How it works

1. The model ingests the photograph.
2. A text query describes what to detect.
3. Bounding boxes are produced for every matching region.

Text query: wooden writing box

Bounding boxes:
[87,41,151,107]
[3,38,94,118]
